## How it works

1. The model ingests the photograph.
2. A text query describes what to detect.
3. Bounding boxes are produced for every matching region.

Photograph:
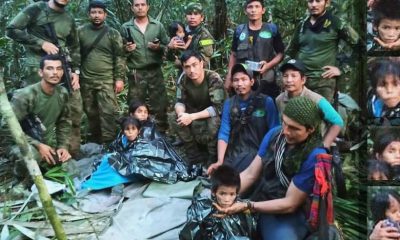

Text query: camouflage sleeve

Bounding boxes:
[198,30,214,66]
[285,23,301,61]
[207,72,225,115]
[66,19,81,70]
[55,93,71,149]
[111,29,126,81]
[337,17,360,46]
[6,4,45,51]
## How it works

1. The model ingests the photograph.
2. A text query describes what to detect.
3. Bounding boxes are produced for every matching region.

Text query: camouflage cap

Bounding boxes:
[185,2,203,14]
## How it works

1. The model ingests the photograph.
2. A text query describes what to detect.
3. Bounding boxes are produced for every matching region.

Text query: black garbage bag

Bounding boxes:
[108,121,200,184]
[179,179,257,240]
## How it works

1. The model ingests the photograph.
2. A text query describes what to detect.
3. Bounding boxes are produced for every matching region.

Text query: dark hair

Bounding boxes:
[371,190,400,224]
[372,0,400,27]
[373,129,400,156]
[245,0,264,8]
[368,159,390,180]
[369,59,400,89]
[118,116,141,131]
[168,21,185,38]
[88,0,107,12]
[128,100,149,116]
[210,165,241,193]
[180,50,203,64]
[39,54,62,70]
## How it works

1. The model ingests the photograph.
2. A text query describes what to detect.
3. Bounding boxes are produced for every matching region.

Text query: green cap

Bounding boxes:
[185,2,203,14]
[283,97,321,129]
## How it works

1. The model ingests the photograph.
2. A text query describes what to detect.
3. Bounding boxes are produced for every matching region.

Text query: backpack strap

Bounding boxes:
[81,26,109,62]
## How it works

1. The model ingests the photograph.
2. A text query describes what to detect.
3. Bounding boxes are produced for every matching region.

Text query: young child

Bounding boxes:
[372,129,400,181]
[368,159,390,180]
[168,21,192,51]
[81,116,143,193]
[179,165,256,240]
[368,59,400,126]
[368,0,400,52]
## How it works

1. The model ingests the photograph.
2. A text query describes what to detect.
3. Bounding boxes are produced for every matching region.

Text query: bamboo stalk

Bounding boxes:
[0,68,67,240]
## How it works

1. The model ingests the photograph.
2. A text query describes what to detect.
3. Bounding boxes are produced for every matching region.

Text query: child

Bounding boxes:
[368,0,400,52]
[81,116,143,194]
[168,21,193,51]
[367,59,400,126]
[370,190,400,237]
[179,165,256,240]
[368,159,390,180]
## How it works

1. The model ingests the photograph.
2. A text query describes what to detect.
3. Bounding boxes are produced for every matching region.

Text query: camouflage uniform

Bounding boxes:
[6,1,82,156]
[286,10,359,102]
[9,82,71,177]
[121,17,169,132]
[78,23,125,144]
[169,70,225,166]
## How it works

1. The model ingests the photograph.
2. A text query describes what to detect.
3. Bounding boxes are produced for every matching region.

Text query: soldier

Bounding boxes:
[224,0,284,98]
[6,0,82,157]
[285,0,359,102]
[169,50,225,167]
[9,55,71,178]
[168,2,214,67]
[121,0,169,132]
[78,0,125,145]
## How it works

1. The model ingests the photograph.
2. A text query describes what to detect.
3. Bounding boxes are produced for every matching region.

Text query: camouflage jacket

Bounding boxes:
[6,1,80,70]
[11,82,71,149]
[78,23,125,85]
[186,24,214,66]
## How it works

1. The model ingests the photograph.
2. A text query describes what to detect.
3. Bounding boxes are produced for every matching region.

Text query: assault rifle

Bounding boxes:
[126,28,135,44]
[44,23,73,93]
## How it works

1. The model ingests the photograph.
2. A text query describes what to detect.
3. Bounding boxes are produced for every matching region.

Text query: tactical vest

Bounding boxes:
[225,94,269,171]
[187,25,213,52]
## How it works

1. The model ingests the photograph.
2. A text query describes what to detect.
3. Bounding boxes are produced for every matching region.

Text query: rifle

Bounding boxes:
[20,114,46,142]
[44,23,73,93]
[126,28,135,43]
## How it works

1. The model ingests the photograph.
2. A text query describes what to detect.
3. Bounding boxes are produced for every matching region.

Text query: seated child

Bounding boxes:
[81,116,144,193]
[368,0,400,52]
[179,165,257,240]
[367,59,400,125]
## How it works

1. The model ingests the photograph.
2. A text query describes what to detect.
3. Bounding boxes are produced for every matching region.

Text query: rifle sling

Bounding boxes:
[81,26,109,62]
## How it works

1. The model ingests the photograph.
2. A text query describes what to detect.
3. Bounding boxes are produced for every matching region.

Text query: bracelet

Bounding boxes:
[245,200,254,212]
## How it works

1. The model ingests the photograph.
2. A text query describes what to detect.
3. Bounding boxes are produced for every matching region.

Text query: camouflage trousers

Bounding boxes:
[81,82,118,144]
[128,66,168,132]
[68,89,83,157]
[168,112,220,167]
[306,77,336,103]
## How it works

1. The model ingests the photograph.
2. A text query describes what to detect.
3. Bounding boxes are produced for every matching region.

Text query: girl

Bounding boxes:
[81,116,143,193]
[168,21,192,51]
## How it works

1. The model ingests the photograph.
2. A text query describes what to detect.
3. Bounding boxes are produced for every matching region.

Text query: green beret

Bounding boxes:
[185,2,203,14]
[283,96,321,129]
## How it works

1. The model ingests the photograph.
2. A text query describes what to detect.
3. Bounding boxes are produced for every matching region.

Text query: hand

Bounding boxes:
[37,143,56,165]
[369,220,400,240]
[321,66,341,79]
[258,60,268,75]
[114,80,124,93]
[177,112,193,126]
[367,0,375,8]
[41,41,59,55]
[224,74,232,91]
[56,148,71,162]
[207,162,222,176]
[374,37,400,51]
[168,37,185,50]
[71,73,80,90]
[125,42,137,52]
[212,201,247,215]
[147,41,160,50]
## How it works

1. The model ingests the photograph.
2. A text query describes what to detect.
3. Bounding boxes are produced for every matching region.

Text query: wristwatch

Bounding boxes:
[74,69,80,75]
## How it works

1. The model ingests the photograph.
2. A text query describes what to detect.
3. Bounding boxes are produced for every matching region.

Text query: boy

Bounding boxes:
[368,0,400,52]
[179,165,256,240]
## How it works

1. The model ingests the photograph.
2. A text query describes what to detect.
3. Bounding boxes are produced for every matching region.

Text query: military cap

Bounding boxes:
[279,59,306,74]
[185,2,203,14]
[231,63,253,79]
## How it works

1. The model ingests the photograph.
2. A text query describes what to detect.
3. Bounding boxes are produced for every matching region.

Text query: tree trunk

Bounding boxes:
[213,0,228,40]
[0,69,67,240]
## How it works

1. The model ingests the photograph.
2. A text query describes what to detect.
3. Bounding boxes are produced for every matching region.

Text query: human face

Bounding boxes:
[39,60,64,86]
[213,185,237,209]
[176,24,185,39]
[376,19,400,44]
[282,114,315,145]
[132,106,149,121]
[89,7,107,26]
[232,72,254,99]
[378,141,400,166]
[282,69,306,97]
[132,0,149,18]
[385,195,400,222]
[376,75,400,108]
[369,171,388,180]
[245,1,265,22]
[307,0,328,18]
[182,56,204,83]
[124,124,139,142]
[186,12,204,28]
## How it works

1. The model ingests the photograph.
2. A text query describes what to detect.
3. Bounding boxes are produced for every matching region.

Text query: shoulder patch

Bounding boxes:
[259,31,272,39]
[199,39,214,46]
[239,32,246,41]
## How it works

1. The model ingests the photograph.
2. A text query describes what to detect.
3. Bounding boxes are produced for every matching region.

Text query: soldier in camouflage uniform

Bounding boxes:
[78,1,125,144]
[169,50,225,167]
[6,0,82,157]
[168,2,214,67]
[285,0,359,102]
[9,55,72,177]
[121,0,169,132]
